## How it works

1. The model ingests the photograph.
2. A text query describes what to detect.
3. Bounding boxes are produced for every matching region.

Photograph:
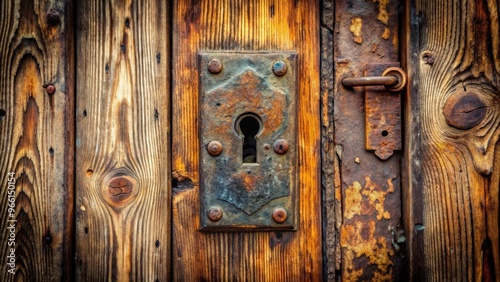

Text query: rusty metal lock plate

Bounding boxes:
[199,51,298,231]
[364,63,402,160]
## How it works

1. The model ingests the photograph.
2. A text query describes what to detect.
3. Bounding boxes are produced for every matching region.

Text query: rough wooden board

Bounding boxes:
[405,0,500,280]
[75,1,171,280]
[171,0,322,280]
[402,0,425,280]
[320,0,339,280]
[0,0,74,280]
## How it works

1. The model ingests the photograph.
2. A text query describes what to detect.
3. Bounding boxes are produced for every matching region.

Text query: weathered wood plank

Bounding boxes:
[0,0,74,280]
[320,0,340,280]
[402,1,425,280]
[405,0,500,280]
[334,0,405,280]
[75,1,171,280]
[171,0,322,280]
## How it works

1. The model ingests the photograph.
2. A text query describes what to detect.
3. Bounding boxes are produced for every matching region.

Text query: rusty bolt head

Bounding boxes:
[208,59,223,74]
[45,84,56,95]
[272,208,287,223]
[208,206,223,222]
[273,139,289,154]
[272,61,287,76]
[207,141,223,156]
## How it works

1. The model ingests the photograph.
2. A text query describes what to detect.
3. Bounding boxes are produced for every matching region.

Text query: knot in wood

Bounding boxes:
[443,92,486,130]
[106,175,135,205]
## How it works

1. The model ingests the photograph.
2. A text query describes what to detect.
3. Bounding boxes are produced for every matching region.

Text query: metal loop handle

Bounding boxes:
[342,67,407,92]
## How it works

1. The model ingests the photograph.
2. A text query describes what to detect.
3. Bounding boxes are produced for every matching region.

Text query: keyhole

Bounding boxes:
[238,114,261,163]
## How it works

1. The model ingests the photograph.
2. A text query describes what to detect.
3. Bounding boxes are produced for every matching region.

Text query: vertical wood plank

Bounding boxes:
[405,0,500,280]
[320,0,340,280]
[402,0,425,280]
[171,0,322,280]
[0,0,74,280]
[75,1,171,280]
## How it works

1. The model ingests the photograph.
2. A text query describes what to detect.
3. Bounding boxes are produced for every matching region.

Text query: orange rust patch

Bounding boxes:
[374,0,389,25]
[344,177,394,220]
[382,27,390,40]
[242,174,256,192]
[349,18,363,44]
[344,181,362,219]
[341,221,394,280]
[362,176,394,220]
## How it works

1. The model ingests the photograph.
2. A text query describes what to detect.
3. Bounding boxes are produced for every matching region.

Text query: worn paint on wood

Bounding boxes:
[404,0,500,280]
[75,1,171,280]
[0,0,74,280]
[334,0,405,280]
[172,0,322,280]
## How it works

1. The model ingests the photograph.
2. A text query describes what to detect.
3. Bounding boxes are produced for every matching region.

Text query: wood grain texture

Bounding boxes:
[402,1,425,280]
[0,0,74,280]
[406,0,500,280]
[320,0,340,280]
[171,0,322,280]
[75,0,170,280]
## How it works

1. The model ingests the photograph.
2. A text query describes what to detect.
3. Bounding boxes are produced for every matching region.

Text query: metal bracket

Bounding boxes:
[363,63,403,160]
[199,51,298,231]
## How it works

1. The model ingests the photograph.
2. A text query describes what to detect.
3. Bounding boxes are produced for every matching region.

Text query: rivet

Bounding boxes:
[208,59,223,74]
[208,206,223,222]
[272,208,287,223]
[273,139,289,154]
[46,10,61,26]
[272,61,287,76]
[45,84,56,95]
[207,141,223,156]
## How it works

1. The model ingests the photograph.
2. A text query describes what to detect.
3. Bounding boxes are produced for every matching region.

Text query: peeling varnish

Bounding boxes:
[349,18,363,44]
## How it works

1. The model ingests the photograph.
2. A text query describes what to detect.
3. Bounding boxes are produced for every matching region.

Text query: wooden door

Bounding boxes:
[171,0,322,280]
[1,0,499,281]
